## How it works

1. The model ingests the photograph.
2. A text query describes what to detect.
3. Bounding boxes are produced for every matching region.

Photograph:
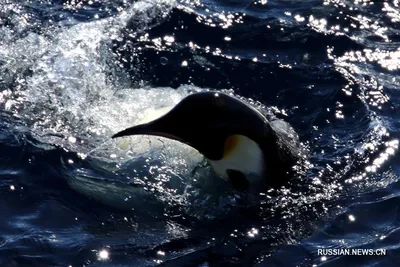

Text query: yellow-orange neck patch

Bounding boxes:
[208,134,265,181]
[223,135,240,158]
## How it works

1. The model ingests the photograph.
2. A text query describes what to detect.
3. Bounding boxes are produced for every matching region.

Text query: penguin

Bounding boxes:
[112,92,303,191]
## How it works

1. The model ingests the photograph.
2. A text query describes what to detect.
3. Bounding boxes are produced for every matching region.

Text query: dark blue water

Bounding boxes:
[1,0,399,266]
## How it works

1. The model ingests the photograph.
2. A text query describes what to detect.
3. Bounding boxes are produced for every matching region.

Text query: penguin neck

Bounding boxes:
[207,135,265,185]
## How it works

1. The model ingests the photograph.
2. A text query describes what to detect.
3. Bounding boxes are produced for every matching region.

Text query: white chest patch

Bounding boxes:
[208,135,265,183]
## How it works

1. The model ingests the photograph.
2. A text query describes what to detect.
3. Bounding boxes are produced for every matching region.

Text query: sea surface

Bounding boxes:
[1,0,400,266]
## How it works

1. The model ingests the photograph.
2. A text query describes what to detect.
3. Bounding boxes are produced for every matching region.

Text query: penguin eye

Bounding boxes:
[227,169,249,191]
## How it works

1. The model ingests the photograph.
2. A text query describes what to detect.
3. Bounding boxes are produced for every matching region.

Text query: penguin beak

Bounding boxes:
[111,112,225,160]
[111,121,184,143]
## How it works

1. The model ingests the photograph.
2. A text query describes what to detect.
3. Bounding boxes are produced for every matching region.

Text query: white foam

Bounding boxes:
[0,0,208,171]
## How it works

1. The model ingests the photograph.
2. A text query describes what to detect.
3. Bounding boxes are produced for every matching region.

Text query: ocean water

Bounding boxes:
[0,0,399,266]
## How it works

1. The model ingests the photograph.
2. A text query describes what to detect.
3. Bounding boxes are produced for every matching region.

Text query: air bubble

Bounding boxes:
[160,57,168,65]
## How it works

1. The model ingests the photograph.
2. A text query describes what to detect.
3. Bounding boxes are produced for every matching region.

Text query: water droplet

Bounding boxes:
[157,250,166,256]
[98,249,109,260]
[247,227,259,237]
[68,136,76,143]
[163,35,175,43]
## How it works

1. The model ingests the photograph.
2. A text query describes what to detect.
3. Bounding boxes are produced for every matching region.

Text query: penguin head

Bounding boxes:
[112,92,268,161]
[112,92,279,190]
